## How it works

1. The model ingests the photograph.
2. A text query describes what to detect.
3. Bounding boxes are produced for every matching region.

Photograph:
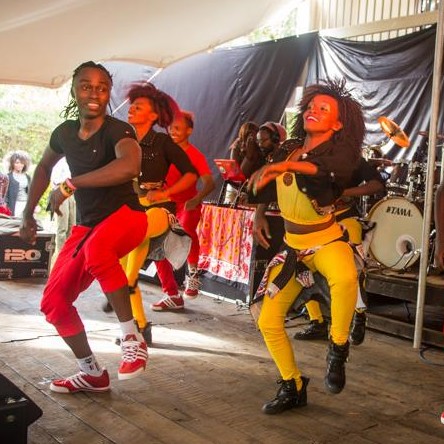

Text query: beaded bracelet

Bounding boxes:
[59,181,74,198]
[65,178,77,191]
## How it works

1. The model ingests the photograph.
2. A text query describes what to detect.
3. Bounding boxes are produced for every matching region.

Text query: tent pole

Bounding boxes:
[413,3,444,349]
[112,67,163,115]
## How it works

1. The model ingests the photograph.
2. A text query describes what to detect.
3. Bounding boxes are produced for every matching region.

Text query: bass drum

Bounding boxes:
[368,197,423,270]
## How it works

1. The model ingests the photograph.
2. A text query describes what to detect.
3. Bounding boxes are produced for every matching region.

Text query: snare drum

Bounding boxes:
[368,197,423,270]
[386,161,410,196]
[387,160,426,200]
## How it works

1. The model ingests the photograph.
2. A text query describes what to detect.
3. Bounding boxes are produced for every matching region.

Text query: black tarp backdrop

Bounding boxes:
[104,32,317,198]
[105,26,443,194]
[306,25,443,162]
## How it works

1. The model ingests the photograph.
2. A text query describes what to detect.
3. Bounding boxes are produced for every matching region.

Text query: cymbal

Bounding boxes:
[378,116,410,148]
[418,130,444,141]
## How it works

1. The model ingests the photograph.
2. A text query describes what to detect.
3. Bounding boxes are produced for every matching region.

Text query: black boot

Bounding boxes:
[293,320,328,341]
[325,341,349,394]
[262,376,309,415]
[349,311,367,346]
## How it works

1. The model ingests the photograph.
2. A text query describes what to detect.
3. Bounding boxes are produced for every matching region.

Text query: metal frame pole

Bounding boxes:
[413,2,444,349]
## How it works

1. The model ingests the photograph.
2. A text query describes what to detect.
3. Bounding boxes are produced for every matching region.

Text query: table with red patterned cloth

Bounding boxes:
[197,204,254,292]
[197,203,284,303]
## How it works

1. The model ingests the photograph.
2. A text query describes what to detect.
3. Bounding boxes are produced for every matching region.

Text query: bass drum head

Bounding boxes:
[368,197,423,270]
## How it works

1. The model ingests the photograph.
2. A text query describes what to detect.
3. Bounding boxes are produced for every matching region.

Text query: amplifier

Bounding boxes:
[0,232,55,279]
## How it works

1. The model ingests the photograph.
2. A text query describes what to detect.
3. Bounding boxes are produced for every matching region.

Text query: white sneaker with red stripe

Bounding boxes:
[50,369,110,394]
[118,334,148,380]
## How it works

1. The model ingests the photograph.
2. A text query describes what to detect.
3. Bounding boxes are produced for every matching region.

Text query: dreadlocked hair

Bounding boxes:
[127,82,180,129]
[61,61,113,120]
[290,78,365,163]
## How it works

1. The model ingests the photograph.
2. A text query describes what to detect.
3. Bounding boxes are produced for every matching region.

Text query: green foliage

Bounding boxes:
[0,109,62,170]
[0,85,65,219]
[249,11,297,43]
[225,8,299,46]
[284,110,297,138]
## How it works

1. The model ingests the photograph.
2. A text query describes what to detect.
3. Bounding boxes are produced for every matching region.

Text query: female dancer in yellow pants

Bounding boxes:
[117,83,197,339]
[249,79,366,414]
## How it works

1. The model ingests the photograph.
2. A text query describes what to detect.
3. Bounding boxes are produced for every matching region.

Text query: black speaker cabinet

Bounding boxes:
[0,373,43,444]
[0,232,55,279]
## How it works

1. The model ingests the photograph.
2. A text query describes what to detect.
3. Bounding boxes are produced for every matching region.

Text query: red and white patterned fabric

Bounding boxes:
[197,204,254,285]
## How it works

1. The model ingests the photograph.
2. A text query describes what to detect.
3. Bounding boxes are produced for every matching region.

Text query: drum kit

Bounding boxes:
[362,117,432,271]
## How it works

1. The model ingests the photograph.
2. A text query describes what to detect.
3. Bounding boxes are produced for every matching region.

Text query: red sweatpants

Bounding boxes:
[41,205,147,337]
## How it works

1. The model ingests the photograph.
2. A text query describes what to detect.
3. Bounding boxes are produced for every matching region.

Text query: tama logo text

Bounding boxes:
[4,249,42,262]
[385,206,412,217]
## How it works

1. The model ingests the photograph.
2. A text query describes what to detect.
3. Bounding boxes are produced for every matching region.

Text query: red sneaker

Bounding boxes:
[118,334,148,380]
[50,369,110,394]
[184,273,200,299]
[151,294,184,311]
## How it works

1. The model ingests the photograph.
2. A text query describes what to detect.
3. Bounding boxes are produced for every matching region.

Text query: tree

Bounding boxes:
[0,108,63,169]
[0,84,68,216]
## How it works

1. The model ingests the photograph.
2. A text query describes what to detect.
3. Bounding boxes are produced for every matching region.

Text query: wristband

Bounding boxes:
[65,177,77,191]
[59,181,74,198]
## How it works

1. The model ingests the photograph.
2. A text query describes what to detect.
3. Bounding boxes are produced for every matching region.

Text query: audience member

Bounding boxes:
[5,150,31,217]
[0,172,10,215]
[50,157,77,255]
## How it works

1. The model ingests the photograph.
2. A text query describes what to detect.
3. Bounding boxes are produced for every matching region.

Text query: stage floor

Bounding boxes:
[1,278,444,443]
[365,267,444,347]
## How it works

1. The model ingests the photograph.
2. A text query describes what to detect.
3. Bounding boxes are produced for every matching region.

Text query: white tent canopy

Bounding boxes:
[0,0,296,88]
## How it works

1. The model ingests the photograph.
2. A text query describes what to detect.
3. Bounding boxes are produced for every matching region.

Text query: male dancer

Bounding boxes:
[20,61,148,393]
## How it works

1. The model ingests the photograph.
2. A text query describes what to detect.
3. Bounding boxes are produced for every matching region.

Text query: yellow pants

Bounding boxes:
[305,217,362,323]
[122,206,170,329]
[257,233,357,388]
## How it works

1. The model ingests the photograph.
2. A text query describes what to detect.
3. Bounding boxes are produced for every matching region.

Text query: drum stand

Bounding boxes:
[359,195,373,218]
[426,229,437,274]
